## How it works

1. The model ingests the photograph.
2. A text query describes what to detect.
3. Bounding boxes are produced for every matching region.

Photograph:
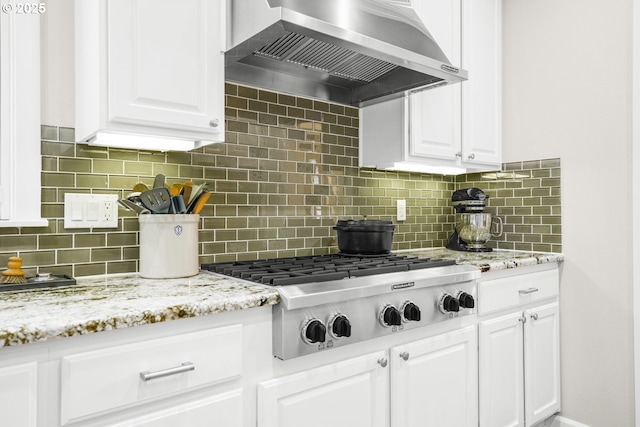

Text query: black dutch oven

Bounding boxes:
[333,220,395,255]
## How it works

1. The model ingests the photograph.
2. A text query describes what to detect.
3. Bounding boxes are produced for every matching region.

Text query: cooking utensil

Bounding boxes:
[182,183,193,207]
[117,199,134,212]
[153,174,165,189]
[185,183,206,212]
[333,220,395,254]
[133,182,150,193]
[140,188,172,214]
[171,195,187,214]
[120,199,151,215]
[190,191,210,215]
[170,183,183,197]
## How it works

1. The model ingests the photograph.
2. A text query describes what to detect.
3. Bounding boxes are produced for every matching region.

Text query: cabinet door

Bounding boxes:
[408,0,461,162]
[110,390,242,427]
[460,0,502,167]
[390,326,477,427]
[108,0,224,136]
[524,302,561,427]
[0,362,38,427]
[479,312,525,427]
[0,3,46,227]
[257,351,388,427]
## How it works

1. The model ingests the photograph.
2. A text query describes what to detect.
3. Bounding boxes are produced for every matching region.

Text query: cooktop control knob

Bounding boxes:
[380,305,402,327]
[458,292,475,309]
[329,314,352,339]
[302,319,326,344]
[439,294,460,313]
[401,301,421,322]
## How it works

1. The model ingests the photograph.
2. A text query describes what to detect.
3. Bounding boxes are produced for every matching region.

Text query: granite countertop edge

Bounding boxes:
[396,247,565,273]
[0,272,280,349]
[0,248,563,349]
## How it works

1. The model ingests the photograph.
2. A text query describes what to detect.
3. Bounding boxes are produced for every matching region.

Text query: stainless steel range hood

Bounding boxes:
[226,0,468,107]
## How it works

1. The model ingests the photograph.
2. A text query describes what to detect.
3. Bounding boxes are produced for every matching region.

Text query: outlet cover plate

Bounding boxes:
[64,194,118,229]
[397,199,407,221]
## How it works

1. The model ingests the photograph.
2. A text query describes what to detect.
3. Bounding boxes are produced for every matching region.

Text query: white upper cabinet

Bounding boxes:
[0,4,47,227]
[408,0,462,164]
[75,0,225,151]
[460,0,502,167]
[359,0,502,175]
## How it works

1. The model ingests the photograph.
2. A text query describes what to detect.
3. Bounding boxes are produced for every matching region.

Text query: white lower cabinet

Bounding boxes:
[257,326,477,427]
[0,306,273,427]
[478,267,561,427]
[390,325,478,427]
[258,351,388,427]
[523,303,561,426]
[109,390,243,427]
[60,326,243,424]
[0,361,38,427]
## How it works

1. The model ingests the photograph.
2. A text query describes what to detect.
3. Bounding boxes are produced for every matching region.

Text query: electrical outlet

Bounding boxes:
[396,199,407,221]
[64,194,119,229]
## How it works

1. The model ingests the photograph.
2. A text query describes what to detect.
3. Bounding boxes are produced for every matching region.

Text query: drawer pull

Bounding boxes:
[140,362,195,382]
[519,288,539,295]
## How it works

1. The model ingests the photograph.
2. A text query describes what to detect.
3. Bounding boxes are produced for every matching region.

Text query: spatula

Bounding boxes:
[190,191,211,215]
[153,174,165,189]
[140,188,171,214]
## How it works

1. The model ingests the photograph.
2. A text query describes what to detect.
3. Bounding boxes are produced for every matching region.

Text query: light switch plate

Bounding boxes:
[64,194,118,229]
[396,199,407,221]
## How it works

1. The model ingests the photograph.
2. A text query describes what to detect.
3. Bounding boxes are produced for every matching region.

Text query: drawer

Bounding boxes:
[478,268,559,316]
[110,389,243,427]
[60,324,242,424]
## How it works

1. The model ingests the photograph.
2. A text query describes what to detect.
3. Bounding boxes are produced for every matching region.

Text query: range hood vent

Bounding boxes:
[226,0,468,107]
[255,32,397,83]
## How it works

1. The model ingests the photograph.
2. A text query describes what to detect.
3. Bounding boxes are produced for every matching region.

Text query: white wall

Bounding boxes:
[503,0,635,426]
[635,0,640,424]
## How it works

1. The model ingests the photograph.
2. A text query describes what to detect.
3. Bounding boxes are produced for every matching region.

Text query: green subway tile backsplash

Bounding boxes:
[0,84,561,276]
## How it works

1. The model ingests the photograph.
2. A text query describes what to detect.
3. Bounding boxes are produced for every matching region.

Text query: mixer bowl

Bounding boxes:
[456,213,501,249]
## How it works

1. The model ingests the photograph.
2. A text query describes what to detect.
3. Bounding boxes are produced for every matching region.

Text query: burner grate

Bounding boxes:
[202,254,456,286]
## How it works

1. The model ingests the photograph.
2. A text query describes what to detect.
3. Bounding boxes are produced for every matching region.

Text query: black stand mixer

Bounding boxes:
[446,188,503,252]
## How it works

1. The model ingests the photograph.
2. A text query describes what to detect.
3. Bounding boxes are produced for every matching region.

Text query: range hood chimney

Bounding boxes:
[225,0,468,107]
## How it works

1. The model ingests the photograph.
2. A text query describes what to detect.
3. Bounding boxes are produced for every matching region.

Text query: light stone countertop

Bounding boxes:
[0,272,280,348]
[396,247,564,272]
[0,248,563,349]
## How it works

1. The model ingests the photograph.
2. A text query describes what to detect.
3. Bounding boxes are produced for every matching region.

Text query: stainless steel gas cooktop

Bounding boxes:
[201,253,480,360]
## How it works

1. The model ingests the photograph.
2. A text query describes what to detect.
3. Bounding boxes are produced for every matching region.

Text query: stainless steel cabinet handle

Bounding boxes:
[519,316,527,324]
[209,118,219,128]
[377,358,388,368]
[519,288,539,295]
[530,313,539,321]
[399,352,410,361]
[455,152,462,158]
[467,153,475,160]
[140,362,195,381]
